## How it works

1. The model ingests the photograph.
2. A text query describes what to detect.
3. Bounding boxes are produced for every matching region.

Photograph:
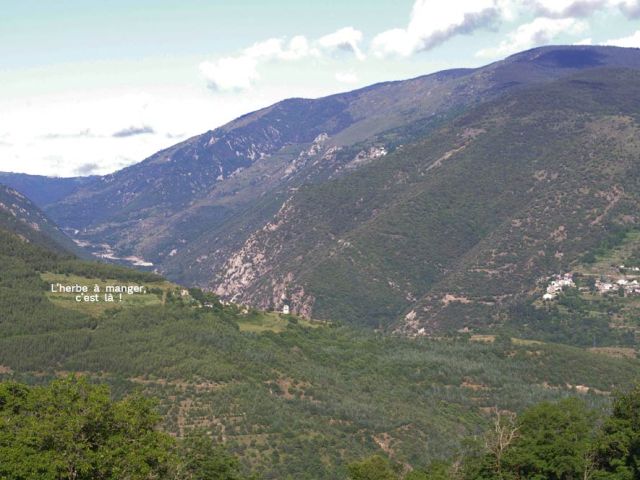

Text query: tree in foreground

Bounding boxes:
[0,377,255,480]
[593,384,640,479]
[0,376,176,479]
[349,386,640,480]
[500,398,594,479]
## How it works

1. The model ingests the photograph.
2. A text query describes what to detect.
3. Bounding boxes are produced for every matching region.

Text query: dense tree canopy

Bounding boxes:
[0,377,254,480]
[349,386,640,480]
[0,377,175,479]
[593,385,640,479]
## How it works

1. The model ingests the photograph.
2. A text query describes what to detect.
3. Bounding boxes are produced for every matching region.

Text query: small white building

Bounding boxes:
[282,305,290,315]
[542,273,576,299]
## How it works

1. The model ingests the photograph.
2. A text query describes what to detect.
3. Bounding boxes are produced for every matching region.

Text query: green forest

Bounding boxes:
[0,224,639,478]
[2,377,640,479]
[0,377,254,479]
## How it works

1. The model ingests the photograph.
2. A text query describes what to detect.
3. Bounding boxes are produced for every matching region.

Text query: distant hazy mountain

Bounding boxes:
[4,45,640,332]
[0,183,81,255]
[0,173,95,207]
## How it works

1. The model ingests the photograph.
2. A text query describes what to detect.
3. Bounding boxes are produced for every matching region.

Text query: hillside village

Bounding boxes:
[543,266,640,300]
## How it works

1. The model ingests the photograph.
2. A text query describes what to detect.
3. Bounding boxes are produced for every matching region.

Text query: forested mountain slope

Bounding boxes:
[0,195,638,479]
[210,68,640,335]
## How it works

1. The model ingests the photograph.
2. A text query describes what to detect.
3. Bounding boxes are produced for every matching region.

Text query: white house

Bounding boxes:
[282,305,290,315]
[543,273,576,299]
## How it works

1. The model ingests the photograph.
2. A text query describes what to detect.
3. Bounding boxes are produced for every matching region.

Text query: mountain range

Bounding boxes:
[3,45,640,334]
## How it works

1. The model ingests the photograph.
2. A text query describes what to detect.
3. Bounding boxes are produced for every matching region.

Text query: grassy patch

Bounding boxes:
[41,272,174,317]
[237,311,324,333]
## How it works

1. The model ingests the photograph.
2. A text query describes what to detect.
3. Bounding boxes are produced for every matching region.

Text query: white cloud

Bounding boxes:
[199,0,640,92]
[574,37,593,45]
[199,36,317,91]
[532,0,640,18]
[532,0,607,17]
[497,0,520,21]
[603,30,640,47]
[243,36,317,61]
[199,55,259,91]
[318,27,365,60]
[0,89,260,176]
[371,0,507,57]
[335,71,359,84]
[476,17,588,58]
[0,77,341,177]
[618,0,640,17]
[200,28,364,91]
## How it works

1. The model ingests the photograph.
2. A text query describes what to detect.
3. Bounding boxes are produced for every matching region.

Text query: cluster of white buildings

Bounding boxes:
[595,277,640,295]
[542,273,576,300]
[541,269,640,300]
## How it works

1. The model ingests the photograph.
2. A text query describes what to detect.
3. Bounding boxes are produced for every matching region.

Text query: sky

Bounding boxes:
[1,0,639,177]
